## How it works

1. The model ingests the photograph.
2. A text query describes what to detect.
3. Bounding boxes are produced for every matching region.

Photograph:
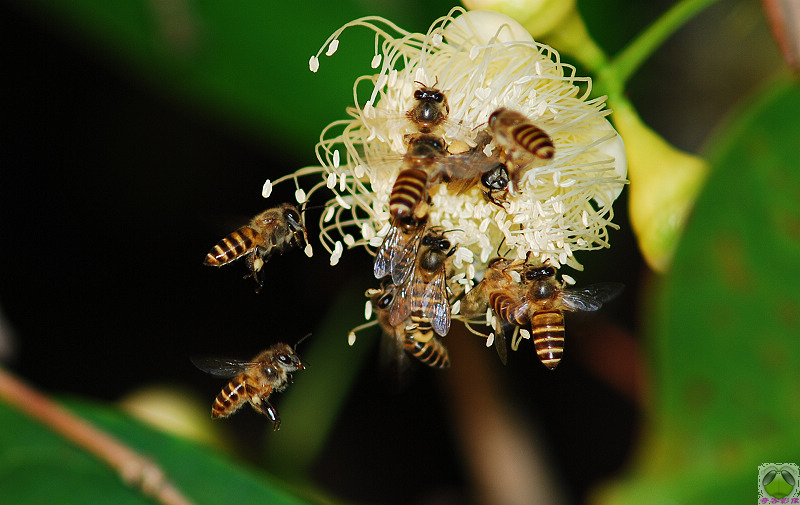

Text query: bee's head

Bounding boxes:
[525,266,556,281]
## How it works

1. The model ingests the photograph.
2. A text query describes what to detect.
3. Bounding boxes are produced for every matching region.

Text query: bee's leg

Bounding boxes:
[242,253,266,293]
[494,321,516,366]
[254,399,280,430]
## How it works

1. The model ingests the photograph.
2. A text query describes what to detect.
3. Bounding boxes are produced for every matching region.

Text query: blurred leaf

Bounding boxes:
[595,77,800,504]
[16,0,455,155]
[0,398,314,505]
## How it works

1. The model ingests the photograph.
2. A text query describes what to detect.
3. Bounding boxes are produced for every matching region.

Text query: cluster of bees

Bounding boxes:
[363,82,622,370]
[193,81,622,428]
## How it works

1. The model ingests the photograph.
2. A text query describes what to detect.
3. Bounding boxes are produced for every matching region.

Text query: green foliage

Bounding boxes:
[15,0,453,154]
[597,78,800,504]
[0,398,314,505]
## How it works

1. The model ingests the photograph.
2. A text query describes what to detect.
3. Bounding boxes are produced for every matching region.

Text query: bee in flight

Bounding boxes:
[487,108,555,192]
[366,280,450,369]
[462,255,622,369]
[204,203,309,292]
[191,340,307,430]
[389,227,456,339]
[406,80,450,134]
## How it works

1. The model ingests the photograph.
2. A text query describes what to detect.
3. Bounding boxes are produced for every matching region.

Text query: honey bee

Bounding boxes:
[487,108,555,191]
[462,256,622,369]
[388,134,447,220]
[406,81,449,133]
[460,257,523,364]
[203,203,308,292]
[374,134,446,285]
[367,281,450,369]
[438,131,510,207]
[389,228,456,338]
[191,341,306,430]
[374,213,428,286]
[479,163,510,206]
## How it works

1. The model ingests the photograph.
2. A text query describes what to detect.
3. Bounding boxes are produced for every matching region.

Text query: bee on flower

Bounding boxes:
[266,7,627,357]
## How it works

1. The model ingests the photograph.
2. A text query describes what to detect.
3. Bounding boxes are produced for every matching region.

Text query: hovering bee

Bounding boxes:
[367,281,450,369]
[406,80,450,133]
[389,228,456,338]
[487,108,555,191]
[462,256,622,369]
[191,341,306,430]
[203,203,308,292]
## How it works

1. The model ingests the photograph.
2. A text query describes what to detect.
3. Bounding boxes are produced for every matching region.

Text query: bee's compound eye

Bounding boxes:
[433,92,444,103]
[440,240,451,251]
[543,267,556,277]
[285,209,300,222]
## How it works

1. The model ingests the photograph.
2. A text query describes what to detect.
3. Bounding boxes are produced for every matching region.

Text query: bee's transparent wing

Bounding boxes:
[560,283,624,312]
[460,280,488,320]
[388,277,414,327]
[191,357,254,378]
[418,271,451,336]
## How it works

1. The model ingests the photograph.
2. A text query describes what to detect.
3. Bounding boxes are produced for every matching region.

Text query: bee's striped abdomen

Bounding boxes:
[489,291,528,326]
[531,309,565,370]
[211,375,251,418]
[204,227,260,266]
[404,329,450,369]
[389,168,428,219]
[512,124,555,159]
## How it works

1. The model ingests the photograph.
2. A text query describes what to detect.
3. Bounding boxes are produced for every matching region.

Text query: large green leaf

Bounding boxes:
[595,78,800,503]
[0,398,315,505]
[14,0,455,154]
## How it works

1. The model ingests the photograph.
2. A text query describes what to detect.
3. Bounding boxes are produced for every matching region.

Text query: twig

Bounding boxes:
[0,366,197,505]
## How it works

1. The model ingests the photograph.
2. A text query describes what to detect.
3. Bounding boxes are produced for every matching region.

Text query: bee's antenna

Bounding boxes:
[299,203,326,216]
[494,235,508,257]
[295,332,312,348]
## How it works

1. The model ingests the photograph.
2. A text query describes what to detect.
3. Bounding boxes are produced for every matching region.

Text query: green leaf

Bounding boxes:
[0,398,315,505]
[595,78,800,504]
[16,0,455,154]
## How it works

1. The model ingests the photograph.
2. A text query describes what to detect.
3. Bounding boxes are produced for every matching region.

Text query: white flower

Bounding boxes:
[271,7,626,293]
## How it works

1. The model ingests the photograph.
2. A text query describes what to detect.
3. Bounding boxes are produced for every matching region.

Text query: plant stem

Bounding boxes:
[611,0,724,86]
[0,367,197,505]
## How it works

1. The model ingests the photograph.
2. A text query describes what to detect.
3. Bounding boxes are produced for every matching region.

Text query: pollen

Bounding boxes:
[261,179,273,198]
